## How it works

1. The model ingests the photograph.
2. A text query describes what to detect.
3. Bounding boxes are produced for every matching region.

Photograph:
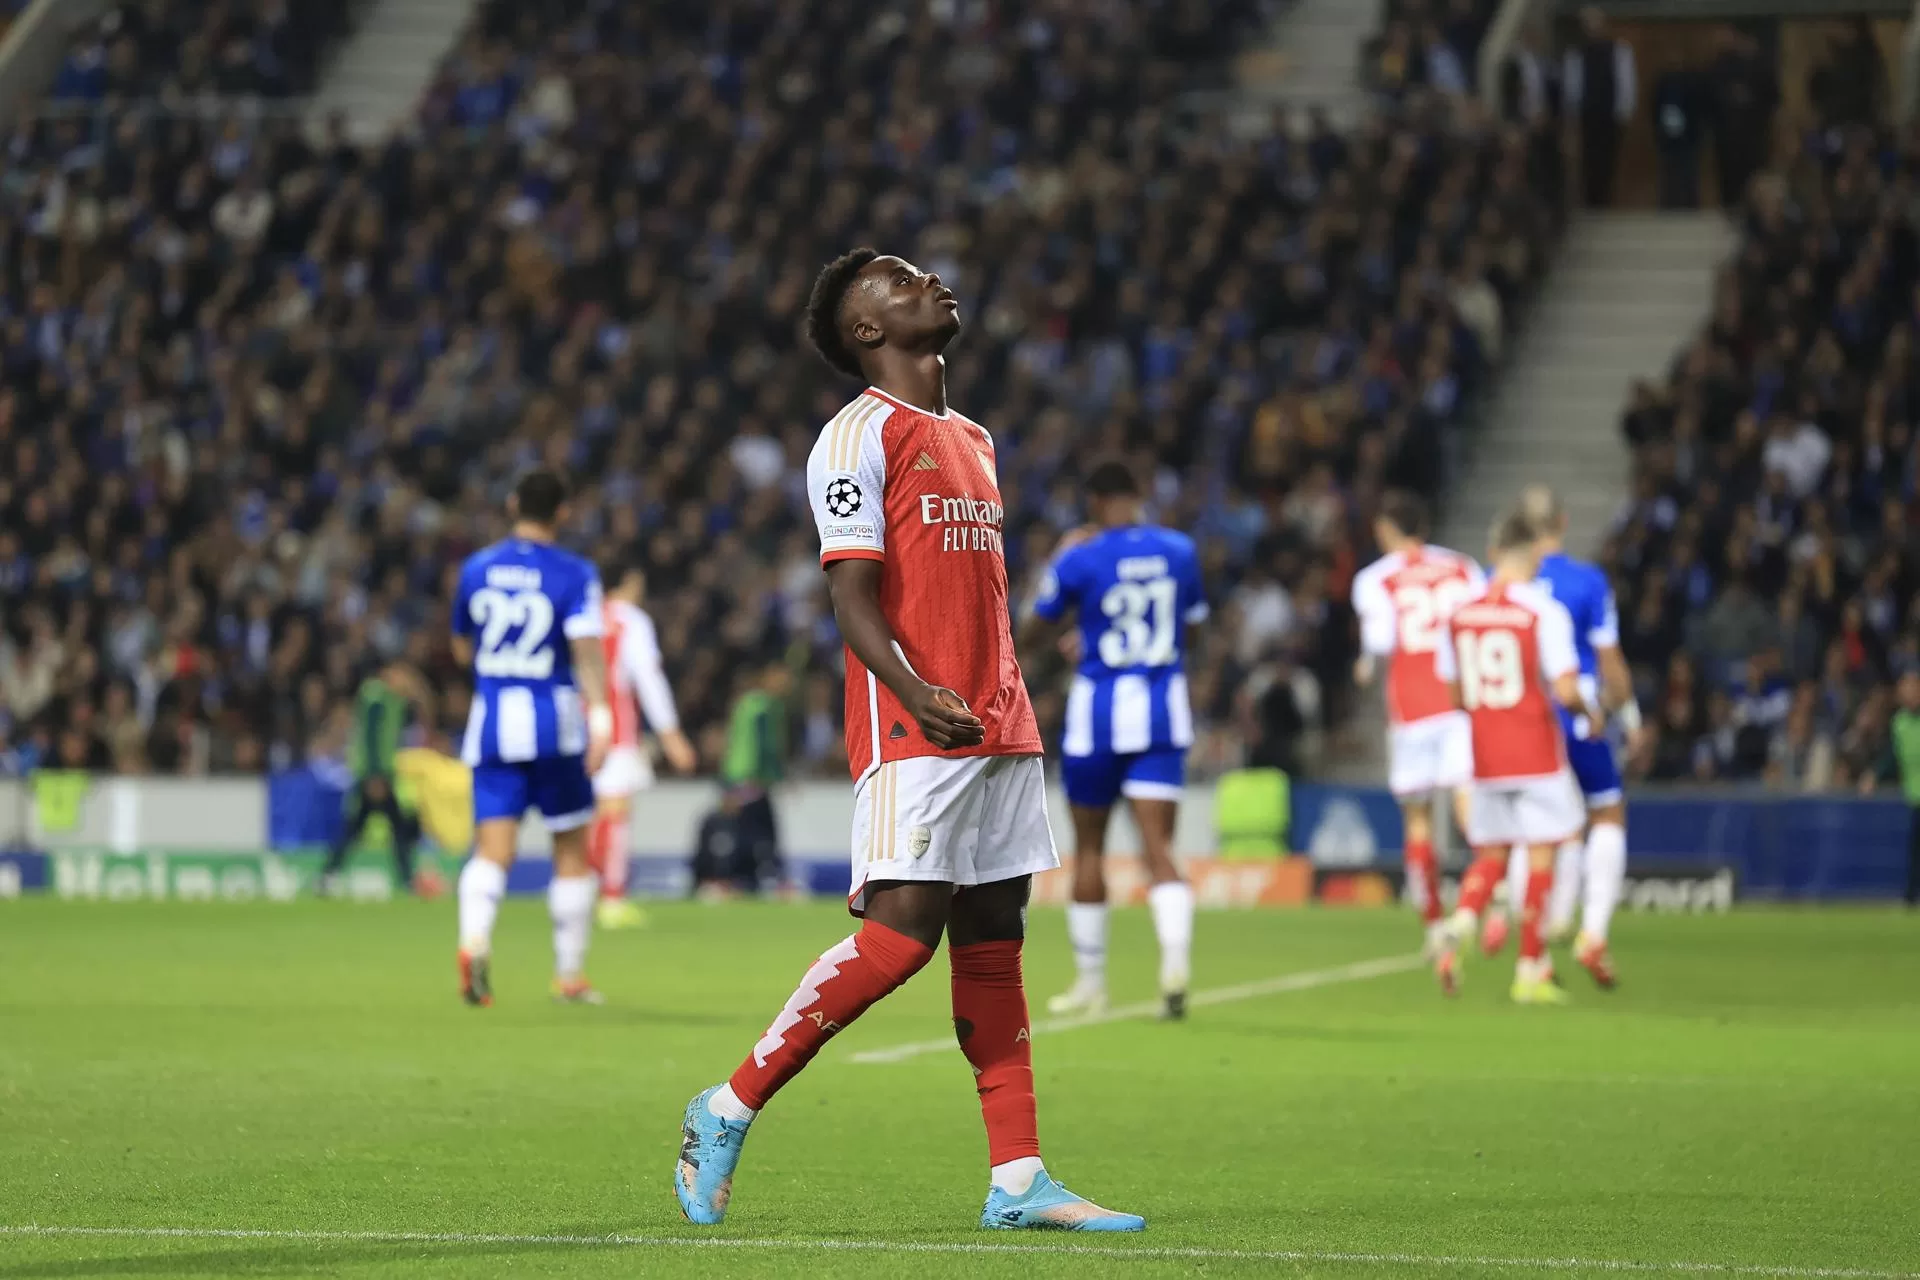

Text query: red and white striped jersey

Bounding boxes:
[1435,578,1578,781]
[600,599,680,748]
[1351,544,1485,725]
[807,387,1042,781]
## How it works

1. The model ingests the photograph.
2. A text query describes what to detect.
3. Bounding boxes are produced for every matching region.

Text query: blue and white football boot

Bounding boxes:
[674,1085,752,1225]
[980,1170,1146,1231]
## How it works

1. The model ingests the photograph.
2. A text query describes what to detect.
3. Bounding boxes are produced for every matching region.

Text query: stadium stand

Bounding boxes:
[1609,120,1920,792]
[49,0,363,103]
[0,0,1554,779]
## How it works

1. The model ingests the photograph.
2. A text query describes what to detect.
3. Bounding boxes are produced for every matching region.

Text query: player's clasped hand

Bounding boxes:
[907,683,986,749]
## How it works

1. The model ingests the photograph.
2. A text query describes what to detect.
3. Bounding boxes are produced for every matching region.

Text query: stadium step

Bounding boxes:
[1229,0,1383,127]
[308,0,480,140]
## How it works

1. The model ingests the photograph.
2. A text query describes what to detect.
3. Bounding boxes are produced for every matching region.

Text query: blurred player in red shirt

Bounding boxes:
[588,563,696,929]
[671,249,1142,1233]
[1351,491,1483,954]
[1433,512,1600,1004]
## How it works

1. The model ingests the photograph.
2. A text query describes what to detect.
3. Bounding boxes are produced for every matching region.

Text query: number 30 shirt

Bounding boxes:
[807,387,1042,782]
[1434,579,1579,781]
[1351,545,1484,726]
[452,538,603,765]
[1031,524,1208,760]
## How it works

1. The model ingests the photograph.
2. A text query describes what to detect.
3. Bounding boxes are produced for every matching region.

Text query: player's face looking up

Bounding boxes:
[845,255,961,359]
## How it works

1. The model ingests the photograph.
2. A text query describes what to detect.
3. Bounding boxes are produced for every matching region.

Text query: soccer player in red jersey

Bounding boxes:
[588,563,696,929]
[672,249,1144,1232]
[1351,491,1484,956]
[1432,512,1601,1004]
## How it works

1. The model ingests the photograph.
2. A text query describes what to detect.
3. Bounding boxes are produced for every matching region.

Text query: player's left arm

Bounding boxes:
[1350,564,1394,687]
[564,570,612,773]
[1590,578,1642,737]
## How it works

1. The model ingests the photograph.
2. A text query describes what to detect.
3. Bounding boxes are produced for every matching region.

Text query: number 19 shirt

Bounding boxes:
[452,538,603,766]
[1031,525,1208,759]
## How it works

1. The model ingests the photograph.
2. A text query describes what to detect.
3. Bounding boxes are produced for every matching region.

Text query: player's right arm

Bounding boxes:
[809,410,983,750]
[623,609,696,773]
[1350,561,1395,687]
[1589,574,1642,739]
[1538,598,1601,734]
[449,562,477,670]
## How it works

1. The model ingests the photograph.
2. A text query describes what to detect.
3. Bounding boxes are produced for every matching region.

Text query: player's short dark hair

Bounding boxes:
[1378,489,1429,539]
[599,556,634,587]
[1491,509,1535,555]
[806,247,881,380]
[1085,460,1141,499]
[513,468,569,524]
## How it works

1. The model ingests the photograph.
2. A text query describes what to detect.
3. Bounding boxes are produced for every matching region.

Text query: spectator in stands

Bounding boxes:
[1563,6,1635,208]
[1707,28,1778,210]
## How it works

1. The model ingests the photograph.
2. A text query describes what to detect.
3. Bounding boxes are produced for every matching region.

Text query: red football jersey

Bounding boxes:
[600,598,678,746]
[807,387,1042,780]
[1351,544,1485,725]
[1436,578,1578,781]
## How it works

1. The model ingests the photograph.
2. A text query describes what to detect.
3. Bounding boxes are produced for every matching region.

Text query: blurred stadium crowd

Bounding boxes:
[1610,121,1920,792]
[0,0,1555,779]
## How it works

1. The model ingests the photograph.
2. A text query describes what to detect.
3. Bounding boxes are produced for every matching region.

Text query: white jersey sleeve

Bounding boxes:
[1535,595,1579,681]
[1433,618,1458,682]
[1590,584,1621,651]
[808,397,894,564]
[616,605,680,733]
[1351,558,1398,658]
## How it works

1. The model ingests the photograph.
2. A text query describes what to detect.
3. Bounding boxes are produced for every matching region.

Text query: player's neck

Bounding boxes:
[1537,539,1563,558]
[869,351,948,417]
[511,520,557,544]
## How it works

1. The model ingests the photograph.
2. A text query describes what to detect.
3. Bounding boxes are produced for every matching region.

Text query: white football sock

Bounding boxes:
[1581,821,1626,943]
[548,874,596,980]
[1146,880,1194,987]
[990,1156,1046,1196]
[1065,902,1108,986]
[708,1082,758,1124]
[1503,845,1527,917]
[1548,838,1583,935]
[457,857,506,955]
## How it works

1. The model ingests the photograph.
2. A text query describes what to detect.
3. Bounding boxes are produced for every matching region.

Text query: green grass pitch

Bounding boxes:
[1,898,1916,1278]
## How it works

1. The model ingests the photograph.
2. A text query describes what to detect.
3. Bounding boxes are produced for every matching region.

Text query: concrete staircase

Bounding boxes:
[1230,0,1381,127]
[1327,211,1733,786]
[1437,212,1736,560]
[309,0,478,140]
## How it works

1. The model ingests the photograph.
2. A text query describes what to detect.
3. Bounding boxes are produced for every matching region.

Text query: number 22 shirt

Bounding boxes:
[452,537,603,765]
[1031,524,1208,760]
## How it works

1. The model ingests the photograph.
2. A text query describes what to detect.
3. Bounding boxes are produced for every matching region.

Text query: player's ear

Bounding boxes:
[850,316,883,347]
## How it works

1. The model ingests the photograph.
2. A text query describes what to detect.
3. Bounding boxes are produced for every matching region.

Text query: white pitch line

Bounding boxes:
[848,952,1427,1064]
[2,1225,1913,1278]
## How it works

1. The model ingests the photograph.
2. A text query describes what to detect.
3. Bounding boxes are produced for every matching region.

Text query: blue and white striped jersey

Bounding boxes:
[452,538,603,765]
[1032,525,1208,758]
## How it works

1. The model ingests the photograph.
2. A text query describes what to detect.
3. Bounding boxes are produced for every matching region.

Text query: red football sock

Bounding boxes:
[1457,850,1508,918]
[598,813,629,901]
[729,921,933,1110]
[1520,859,1553,963]
[1404,838,1442,924]
[950,940,1040,1166]
[586,814,609,883]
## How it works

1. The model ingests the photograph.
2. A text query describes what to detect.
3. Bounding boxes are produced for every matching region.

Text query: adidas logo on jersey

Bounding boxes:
[913,451,939,471]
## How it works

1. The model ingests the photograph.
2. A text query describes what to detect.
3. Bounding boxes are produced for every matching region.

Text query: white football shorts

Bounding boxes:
[1387,711,1473,797]
[1467,769,1585,848]
[592,744,654,800]
[848,753,1059,914]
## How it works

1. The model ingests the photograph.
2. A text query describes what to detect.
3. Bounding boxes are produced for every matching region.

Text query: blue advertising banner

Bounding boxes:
[0,848,48,897]
[1289,783,1910,900]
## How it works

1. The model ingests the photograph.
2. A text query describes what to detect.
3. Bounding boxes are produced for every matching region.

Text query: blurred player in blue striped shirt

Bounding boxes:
[450,469,614,1007]
[1027,462,1208,1020]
